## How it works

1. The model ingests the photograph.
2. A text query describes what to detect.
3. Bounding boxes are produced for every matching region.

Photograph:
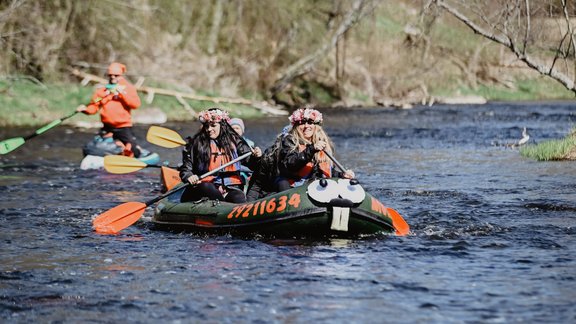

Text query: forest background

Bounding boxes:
[0,0,575,126]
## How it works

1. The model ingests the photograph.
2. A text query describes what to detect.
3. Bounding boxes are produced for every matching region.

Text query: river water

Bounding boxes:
[1,102,575,323]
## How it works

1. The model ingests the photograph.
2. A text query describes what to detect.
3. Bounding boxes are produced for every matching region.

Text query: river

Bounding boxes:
[1,101,575,323]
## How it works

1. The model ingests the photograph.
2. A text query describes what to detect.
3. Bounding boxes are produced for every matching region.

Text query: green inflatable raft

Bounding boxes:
[153,178,409,237]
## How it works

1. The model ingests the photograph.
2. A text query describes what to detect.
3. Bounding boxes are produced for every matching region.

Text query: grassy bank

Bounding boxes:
[0,79,264,127]
[1,76,573,127]
[520,128,576,161]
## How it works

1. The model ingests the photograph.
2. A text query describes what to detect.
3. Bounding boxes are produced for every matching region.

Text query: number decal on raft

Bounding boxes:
[265,198,276,213]
[227,193,301,219]
[288,194,300,208]
[241,204,254,218]
[371,197,388,216]
[277,196,287,212]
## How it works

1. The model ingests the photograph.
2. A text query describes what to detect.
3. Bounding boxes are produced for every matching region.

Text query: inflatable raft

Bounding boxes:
[80,134,160,170]
[153,178,409,237]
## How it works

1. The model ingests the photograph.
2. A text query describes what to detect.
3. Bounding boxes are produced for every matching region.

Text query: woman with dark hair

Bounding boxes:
[179,108,262,203]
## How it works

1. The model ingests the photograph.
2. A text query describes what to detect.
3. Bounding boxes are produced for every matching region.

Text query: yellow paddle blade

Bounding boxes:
[104,155,148,174]
[146,126,186,148]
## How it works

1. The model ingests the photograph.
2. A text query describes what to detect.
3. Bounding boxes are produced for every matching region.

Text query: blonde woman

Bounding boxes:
[275,107,354,191]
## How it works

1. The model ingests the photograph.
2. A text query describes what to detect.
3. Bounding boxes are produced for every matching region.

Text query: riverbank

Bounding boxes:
[0,79,265,127]
[521,128,576,161]
[2,2,576,114]
[1,77,574,127]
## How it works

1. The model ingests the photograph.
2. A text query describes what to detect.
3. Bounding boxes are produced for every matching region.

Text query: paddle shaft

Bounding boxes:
[0,111,80,154]
[323,150,347,173]
[25,111,79,140]
[144,152,252,206]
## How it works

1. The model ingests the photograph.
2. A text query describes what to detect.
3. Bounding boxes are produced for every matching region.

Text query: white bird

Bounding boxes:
[517,127,529,146]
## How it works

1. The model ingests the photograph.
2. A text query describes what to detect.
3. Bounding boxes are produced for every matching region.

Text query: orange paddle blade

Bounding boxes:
[387,207,410,236]
[146,126,186,148]
[104,155,147,174]
[161,166,182,191]
[92,202,147,234]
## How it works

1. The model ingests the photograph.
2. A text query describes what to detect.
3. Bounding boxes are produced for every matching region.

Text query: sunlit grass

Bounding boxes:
[0,79,264,127]
[520,129,576,161]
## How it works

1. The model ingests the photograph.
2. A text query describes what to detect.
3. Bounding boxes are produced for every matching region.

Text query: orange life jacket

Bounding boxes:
[84,78,141,128]
[288,144,332,185]
[201,141,242,186]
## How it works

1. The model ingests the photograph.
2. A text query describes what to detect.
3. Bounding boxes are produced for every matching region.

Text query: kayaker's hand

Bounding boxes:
[343,169,355,179]
[115,84,126,95]
[314,140,327,151]
[187,174,200,185]
[252,146,262,158]
[76,104,87,113]
[111,85,126,99]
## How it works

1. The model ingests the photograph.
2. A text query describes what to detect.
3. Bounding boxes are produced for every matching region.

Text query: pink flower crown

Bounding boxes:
[289,108,323,126]
[198,109,230,124]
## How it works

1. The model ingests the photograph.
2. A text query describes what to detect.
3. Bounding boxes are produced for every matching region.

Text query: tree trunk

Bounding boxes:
[207,0,226,55]
[270,0,375,95]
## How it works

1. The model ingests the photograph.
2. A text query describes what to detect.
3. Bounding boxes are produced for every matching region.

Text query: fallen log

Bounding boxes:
[69,68,287,116]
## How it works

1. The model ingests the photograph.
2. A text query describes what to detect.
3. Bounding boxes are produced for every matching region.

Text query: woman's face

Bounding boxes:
[206,122,221,139]
[297,122,315,140]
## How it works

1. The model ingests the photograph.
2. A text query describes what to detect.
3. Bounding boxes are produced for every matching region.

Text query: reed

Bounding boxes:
[520,129,576,161]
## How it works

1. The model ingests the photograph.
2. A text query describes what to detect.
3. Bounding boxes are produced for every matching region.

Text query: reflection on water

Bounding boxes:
[1,102,575,322]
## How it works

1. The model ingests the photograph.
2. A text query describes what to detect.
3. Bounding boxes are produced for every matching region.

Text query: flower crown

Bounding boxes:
[289,108,323,126]
[198,108,230,124]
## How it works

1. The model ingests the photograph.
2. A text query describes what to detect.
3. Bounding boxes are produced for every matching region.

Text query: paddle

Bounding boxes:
[92,151,253,234]
[104,155,165,174]
[103,155,182,191]
[146,125,255,192]
[323,151,347,174]
[146,125,186,148]
[147,125,255,150]
[0,111,79,154]
[323,150,410,236]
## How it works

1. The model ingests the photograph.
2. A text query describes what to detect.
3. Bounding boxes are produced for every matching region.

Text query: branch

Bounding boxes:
[561,0,576,78]
[271,0,376,94]
[434,0,576,94]
[69,68,287,116]
[522,0,530,56]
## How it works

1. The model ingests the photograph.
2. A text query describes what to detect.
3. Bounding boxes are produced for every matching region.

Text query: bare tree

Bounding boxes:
[207,0,226,55]
[431,0,576,94]
[270,0,376,96]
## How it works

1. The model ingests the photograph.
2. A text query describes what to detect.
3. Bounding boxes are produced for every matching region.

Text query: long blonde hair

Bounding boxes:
[288,124,334,163]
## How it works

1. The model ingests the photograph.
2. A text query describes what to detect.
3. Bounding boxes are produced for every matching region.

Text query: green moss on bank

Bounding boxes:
[0,79,264,127]
[520,128,576,161]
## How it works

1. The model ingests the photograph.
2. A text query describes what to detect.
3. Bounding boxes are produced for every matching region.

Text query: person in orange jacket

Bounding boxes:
[77,62,145,157]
